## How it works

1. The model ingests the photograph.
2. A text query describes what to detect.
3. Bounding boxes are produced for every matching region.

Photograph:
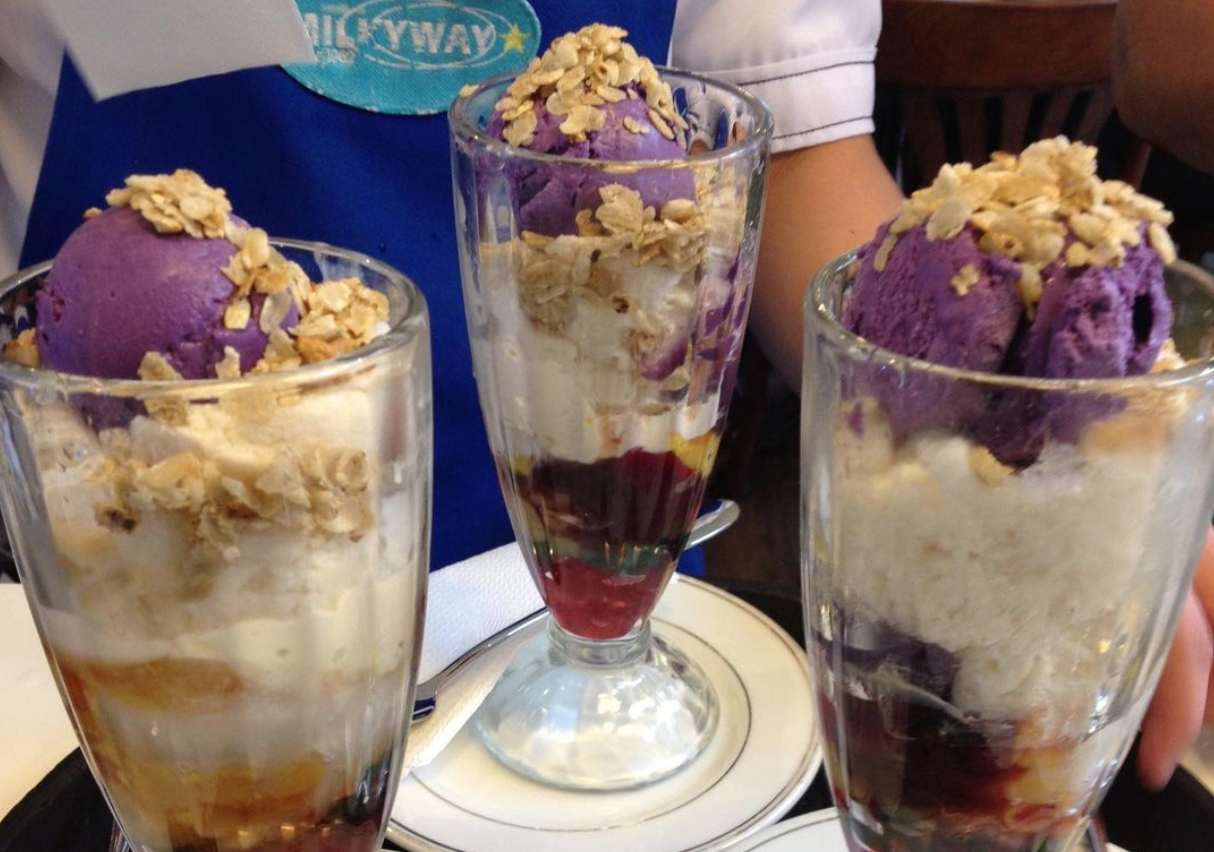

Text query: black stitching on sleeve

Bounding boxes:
[737,60,870,87]
[774,116,870,141]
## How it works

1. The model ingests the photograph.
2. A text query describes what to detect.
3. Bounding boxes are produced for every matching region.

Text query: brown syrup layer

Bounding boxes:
[52,649,395,852]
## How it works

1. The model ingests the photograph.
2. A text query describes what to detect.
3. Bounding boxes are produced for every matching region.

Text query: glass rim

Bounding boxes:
[807,249,1214,392]
[0,236,429,395]
[447,66,774,169]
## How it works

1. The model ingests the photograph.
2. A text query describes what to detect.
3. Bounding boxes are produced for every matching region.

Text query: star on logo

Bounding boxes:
[502,23,528,54]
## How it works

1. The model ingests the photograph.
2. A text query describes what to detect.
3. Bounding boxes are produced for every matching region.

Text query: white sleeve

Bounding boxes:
[0,0,62,275]
[670,0,880,154]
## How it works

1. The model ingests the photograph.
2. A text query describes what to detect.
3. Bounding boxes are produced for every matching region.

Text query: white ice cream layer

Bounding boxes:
[31,364,426,687]
[832,415,1179,740]
[475,245,722,464]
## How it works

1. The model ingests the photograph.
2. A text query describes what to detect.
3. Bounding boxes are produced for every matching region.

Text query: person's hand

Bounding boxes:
[1138,527,1214,789]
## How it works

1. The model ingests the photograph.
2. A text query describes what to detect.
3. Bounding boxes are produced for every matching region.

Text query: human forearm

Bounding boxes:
[1139,529,1214,788]
[749,135,902,390]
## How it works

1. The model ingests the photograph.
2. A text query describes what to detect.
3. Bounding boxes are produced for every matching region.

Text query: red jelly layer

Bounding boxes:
[541,555,673,639]
[512,446,708,640]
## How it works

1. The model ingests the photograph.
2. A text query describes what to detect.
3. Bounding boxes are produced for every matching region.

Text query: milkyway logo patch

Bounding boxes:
[286,0,541,115]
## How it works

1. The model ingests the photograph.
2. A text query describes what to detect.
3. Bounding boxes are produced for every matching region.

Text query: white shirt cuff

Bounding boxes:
[714,49,875,154]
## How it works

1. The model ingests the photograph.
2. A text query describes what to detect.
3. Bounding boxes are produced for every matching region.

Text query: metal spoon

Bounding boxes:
[410,498,741,722]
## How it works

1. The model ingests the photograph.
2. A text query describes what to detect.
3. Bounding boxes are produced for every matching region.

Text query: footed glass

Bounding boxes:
[450,71,771,790]
[802,253,1214,852]
[0,242,432,852]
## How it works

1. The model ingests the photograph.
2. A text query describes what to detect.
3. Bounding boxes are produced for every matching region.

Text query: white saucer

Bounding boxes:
[728,810,1129,852]
[726,809,843,851]
[386,575,821,852]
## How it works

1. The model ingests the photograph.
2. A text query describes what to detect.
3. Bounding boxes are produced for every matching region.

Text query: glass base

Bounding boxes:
[837,801,1092,852]
[472,617,719,791]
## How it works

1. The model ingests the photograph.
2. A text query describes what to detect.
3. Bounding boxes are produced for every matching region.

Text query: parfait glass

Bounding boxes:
[449,71,771,790]
[0,242,432,852]
[802,252,1214,852]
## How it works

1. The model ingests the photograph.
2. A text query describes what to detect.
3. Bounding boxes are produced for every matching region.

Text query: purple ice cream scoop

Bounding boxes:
[1014,226,1171,380]
[36,207,297,380]
[843,217,1173,462]
[490,89,695,236]
[844,222,1025,373]
[842,221,1025,442]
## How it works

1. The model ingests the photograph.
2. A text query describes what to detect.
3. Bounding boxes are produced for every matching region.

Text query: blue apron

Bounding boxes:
[22,1,707,574]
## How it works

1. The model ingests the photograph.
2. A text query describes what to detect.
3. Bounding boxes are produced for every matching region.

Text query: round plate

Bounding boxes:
[727,808,842,852]
[386,575,820,852]
[727,809,1125,852]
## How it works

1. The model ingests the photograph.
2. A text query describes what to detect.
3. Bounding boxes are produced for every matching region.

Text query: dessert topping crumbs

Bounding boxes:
[878,138,1177,311]
[967,445,1014,486]
[93,438,374,564]
[106,170,232,240]
[2,329,40,368]
[495,24,688,147]
[950,264,980,297]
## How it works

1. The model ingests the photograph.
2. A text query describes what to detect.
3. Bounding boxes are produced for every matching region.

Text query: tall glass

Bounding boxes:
[0,242,432,852]
[450,71,771,789]
[802,253,1214,852]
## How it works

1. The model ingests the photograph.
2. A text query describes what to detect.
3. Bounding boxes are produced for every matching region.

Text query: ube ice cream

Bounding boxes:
[24,171,388,382]
[9,171,387,430]
[806,138,1208,852]
[1,172,427,852]
[843,139,1177,461]
[37,200,294,381]
[487,24,695,236]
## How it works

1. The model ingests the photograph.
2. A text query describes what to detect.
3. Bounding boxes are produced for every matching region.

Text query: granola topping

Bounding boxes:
[514,183,707,333]
[3,329,40,368]
[92,436,374,570]
[950,264,980,297]
[137,353,190,425]
[494,24,688,148]
[106,170,233,240]
[882,138,1177,312]
[283,278,389,367]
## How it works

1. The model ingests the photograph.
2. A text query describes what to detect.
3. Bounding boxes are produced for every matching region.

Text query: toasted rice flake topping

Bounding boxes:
[494,24,688,147]
[877,138,1176,312]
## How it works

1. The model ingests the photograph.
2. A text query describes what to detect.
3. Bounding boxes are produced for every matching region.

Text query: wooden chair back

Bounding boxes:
[875,0,1147,190]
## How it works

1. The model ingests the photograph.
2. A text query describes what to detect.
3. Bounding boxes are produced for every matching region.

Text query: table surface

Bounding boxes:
[0,585,80,819]
[2,582,1213,852]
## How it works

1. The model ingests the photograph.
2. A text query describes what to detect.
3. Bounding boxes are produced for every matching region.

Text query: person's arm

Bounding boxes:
[670,0,901,387]
[750,136,901,388]
[1113,0,1214,174]
[0,0,63,275]
[1139,530,1214,788]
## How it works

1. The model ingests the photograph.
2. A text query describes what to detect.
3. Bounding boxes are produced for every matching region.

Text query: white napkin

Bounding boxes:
[0,586,78,819]
[37,0,314,99]
[404,543,545,770]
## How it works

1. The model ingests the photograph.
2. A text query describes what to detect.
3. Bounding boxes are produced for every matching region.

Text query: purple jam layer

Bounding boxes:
[811,623,1088,852]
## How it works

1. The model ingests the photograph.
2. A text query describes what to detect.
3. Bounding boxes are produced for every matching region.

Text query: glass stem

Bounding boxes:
[547,617,651,668]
